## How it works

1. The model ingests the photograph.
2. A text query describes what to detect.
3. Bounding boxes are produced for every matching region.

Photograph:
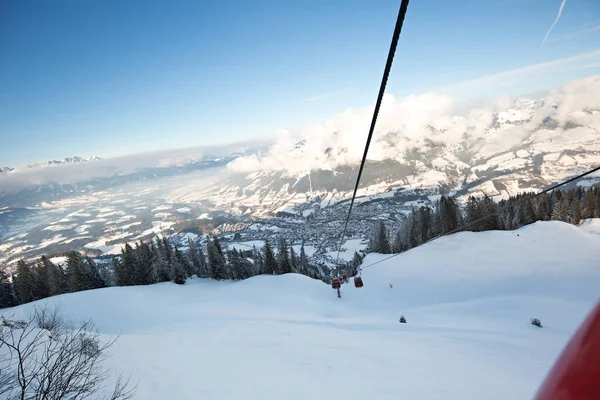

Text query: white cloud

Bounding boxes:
[228,74,600,174]
[0,140,270,194]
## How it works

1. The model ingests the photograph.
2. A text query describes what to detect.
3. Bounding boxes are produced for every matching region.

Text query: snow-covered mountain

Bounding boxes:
[3,221,600,399]
[169,76,600,217]
[0,167,13,173]
[26,156,101,169]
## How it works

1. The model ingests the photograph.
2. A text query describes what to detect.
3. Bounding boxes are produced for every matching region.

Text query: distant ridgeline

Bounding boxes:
[0,235,362,309]
[368,186,600,255]
[2,186,599,309]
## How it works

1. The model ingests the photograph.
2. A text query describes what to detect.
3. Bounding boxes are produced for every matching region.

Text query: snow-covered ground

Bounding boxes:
[2,221,599,399]
[579,218,600,237]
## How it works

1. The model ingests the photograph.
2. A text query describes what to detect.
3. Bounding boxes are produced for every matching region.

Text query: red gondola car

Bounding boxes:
[331,278,341,290]
[354,276,363,288]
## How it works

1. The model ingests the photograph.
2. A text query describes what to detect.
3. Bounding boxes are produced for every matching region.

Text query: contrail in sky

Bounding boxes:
[541,0,568,48]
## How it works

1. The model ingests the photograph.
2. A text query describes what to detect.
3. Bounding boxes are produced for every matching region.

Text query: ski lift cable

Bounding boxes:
[334,0,411,269]
[358,164,600,272]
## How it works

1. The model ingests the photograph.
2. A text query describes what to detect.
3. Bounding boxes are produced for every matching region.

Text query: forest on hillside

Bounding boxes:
[0,236,336,308]
[369,186,600,254]
[2,186,599,309]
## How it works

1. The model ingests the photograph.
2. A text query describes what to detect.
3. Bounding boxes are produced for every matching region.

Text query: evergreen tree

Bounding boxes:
[299,244,309,275]
[552,196,570,222]
[112,256,125,286]
[289,246,299,273]
[151,238,171,283]
[207,236,227,280]
[188,238,204,276]
[573,197,582,225]
[119,244,137,286]
[32,257,51,300]
[85,256,106,289]
[170,247,188,284]
[439,195,461,234]
[0,270,17,308]
[522,198,537,226]
[535,194,551,221]
[228,248,250,281]
[263,239,278,275]
[351,251,363,269]
[582,189,597,219]
[134,241,153,285]
[161,236,173,262]
[277,237,292,274]
[197,245,208,276]
[213,236,224,257]
[392,229,404,253]
[255,250,265,275]
[40,255,65,296]
[66,251,87,292]
[15,259,33,304]
[377,221,392,254]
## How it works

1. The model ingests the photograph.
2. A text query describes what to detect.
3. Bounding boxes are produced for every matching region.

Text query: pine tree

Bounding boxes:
[522,198,537,226]
[418,206,433,244]
[289,246,299,273]
[0,270,17,308]
[170,247,188,284]
[480,196,500,231]
[32,257,51,300]
[352,251,363,268]
[255,250,265,275]
[40,255,65,296]
[151,238,170,283]
[134,241,153,285]
[213,236,224,256]
[535,194,550,221]
[188,238,203,276]
[85,256,106,289]
[197,245,208,276]
[370,221,392,253]
[439,195,461,234]
[112,256,124,286]
[277,237,292,274]
[582,189,596,219]
[392,229,404,253]
[552,196,570,222]
[119,244,137,286]
[66,251,87,292]
[207,236,227,280]
[15,259,33,304]
[263,239,278,275]
[228,248,250,281]
[299,244,309,275]
[161,236,173,262]
[573,197,582,225]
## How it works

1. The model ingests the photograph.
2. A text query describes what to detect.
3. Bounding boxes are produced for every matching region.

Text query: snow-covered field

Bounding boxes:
[3,221,599,399]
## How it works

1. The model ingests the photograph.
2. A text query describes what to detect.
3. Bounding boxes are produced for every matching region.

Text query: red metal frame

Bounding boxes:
[534,300,600,399]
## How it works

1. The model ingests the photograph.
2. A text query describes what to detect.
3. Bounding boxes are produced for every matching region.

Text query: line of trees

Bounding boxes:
[370,186,600,255]
[1,235,324,309]
[0,252,109,309]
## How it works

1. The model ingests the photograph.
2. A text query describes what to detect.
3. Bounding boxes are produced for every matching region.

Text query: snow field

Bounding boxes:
[3,221,599,399]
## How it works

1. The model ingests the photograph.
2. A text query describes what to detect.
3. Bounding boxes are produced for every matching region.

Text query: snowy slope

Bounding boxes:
[2,221,600,400]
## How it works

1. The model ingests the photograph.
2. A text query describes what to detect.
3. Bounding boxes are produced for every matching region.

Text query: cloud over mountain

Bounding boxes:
[227,75,600,174]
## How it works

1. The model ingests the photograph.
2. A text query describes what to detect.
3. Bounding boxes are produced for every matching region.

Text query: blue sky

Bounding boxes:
[1,0,599,167]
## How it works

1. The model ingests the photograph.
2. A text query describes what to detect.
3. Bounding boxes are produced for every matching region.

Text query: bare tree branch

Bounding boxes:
[0,306,136,400]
